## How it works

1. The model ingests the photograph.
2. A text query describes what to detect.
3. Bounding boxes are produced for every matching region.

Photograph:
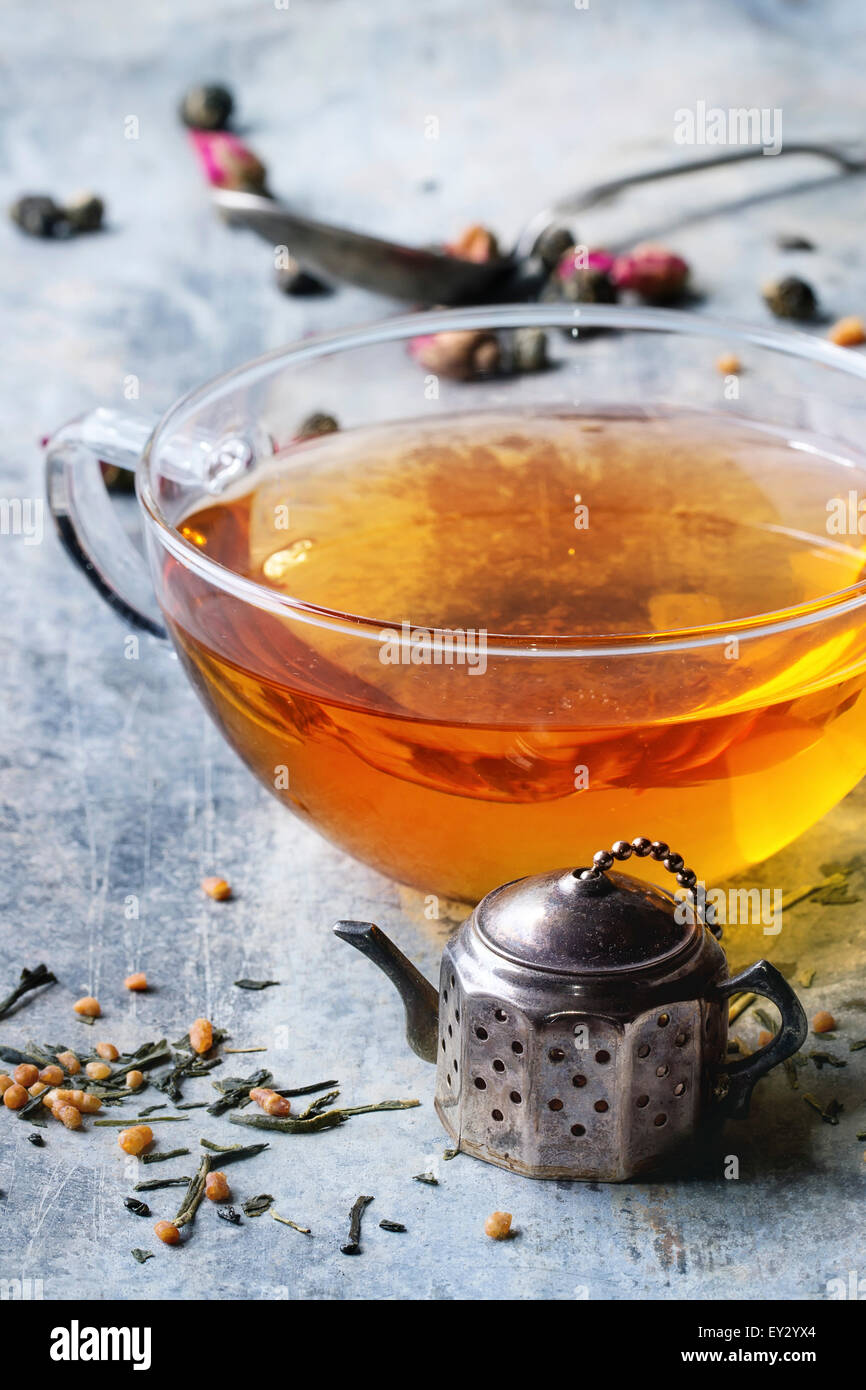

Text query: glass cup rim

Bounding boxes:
[138,302,866,658]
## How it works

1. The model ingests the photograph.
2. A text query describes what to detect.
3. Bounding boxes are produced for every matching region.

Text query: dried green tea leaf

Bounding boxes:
[341,1194,373,1255]
[234,980,280,991]
[413,1172,439,1186]
[131,1249,154,1264]
[242,1194,273,1218]
[379,1219,406,1232]
[272,1211,312,1235]
[134,1177,192,1192]
[142,1147,191,1164]
[199,1139,269,1165]
[217,1205,242,1225]
[0,964,57,1021]
[810,1051,846,1070]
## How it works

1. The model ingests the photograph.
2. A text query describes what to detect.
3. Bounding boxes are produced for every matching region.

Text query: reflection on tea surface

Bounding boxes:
[159,409,866,900]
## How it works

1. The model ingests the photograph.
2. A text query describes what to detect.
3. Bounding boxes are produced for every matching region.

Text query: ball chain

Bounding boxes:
[579,836,697,890]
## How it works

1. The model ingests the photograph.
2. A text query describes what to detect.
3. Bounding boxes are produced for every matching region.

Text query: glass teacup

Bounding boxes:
[46,305,866,902]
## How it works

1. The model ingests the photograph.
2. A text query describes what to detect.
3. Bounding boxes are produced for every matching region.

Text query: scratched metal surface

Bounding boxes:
[0,0,865,1301]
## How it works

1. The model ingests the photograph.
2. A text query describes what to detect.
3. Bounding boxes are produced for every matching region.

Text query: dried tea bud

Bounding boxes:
[63,192,104,233]
[56,1051,80,1074]
[154,1220,181,1245]
[484,1210,513,1240]
[447,223,500,263]
[612,244,689,302]
[409,329,500,381]
[275,259,330,297]
[3,1083,29,1110]
[205,1171,231,1202]
[189,1017,214,1055]
[201,876,232,901]
[9,194,71,238]
[296,411,339,441]
[828,315,866,347]
[812,1010,836,1034]
[13,1063,39,1089]
[532,224,576,270]
[762,275,817,320]
[74,996,101,1018]
[180,84,234,132]
[511,327,549,373]
[95,1042,119,1061]
[118,1125,153,1156]
[190,129,267,193]
[57,1104,83,1130]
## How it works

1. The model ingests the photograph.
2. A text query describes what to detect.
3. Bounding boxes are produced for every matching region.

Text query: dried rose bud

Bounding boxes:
[556,247,615,280]
[189,1017,214,1055]
[409,329,500,381]
[189,130,267,194]
[447,224,500,263]
[612,244,689,302]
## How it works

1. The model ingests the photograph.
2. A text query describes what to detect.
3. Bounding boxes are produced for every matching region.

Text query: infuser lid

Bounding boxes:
[473,839,702,976]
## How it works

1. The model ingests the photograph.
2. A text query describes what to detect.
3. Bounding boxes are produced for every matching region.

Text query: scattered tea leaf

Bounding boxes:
[124,1198,151,1217]
[138,1104,164,1118]
[199,1139,269,1166]
[0,964,57,1021]
[804,1093,843,1124]
[810,1051,846,1070]
[849,1040,866,1052]
[207,1068,272,1117]
[94,1116,190,1127]
[155,1050,222,1103]
[379,1219,406,1233]
[229,1110,347,1135]
[173,1155,212,1232]
[234,980,280,991]
[797,968,816,989]
[0,1044,43,1067]
[413,1172,439,1186]
[27,1133,45,1147]
[299,1089,340,1119]
[75,1013,95,1026]
[272,1211,312,1235]
[142,1147,191,1165]
[134,1177,192,1191]
[857,1130,866,1142]
[341,1194,373,1255]
[217,1205,242,1225]
[275,1079,340,1098]
[223,1048,268,1054]
[131,1249,154,1264]
[442,1148,459,1161]
[243,1194,273,1218]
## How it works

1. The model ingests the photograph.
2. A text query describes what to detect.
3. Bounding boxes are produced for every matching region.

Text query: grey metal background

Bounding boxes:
[1,0,864,1300]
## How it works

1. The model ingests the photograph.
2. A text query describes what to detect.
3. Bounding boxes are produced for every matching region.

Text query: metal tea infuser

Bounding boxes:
[334,835,807,1181]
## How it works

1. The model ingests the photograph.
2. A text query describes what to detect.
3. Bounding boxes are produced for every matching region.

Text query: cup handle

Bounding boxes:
[45,408,168,639]
[709,960,807,1119]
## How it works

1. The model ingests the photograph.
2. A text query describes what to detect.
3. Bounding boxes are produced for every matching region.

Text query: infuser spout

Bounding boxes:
[333,920,439,1063]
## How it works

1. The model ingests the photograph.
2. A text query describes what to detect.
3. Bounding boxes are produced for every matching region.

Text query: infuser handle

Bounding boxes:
[580,836,721,938]
[710,960,807,1119]
[45,408,168,638]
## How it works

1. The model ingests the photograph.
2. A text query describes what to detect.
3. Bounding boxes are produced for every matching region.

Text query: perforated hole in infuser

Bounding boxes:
[447,1024,452,1038]
[637,1044,651,1059]
[658,1013,670,1028]
[656,1064,670,1078]
[475,1026,488,1040]
[510,1091,522,1104]
[572,1074,587,1088]
[474,1076,486,1089]
[594,1099,609,1113]
[511,1041,524,1055]
[654,1113,668,1126]
[441,1039,446,1052]
[443,989,448,1003]
[675,1031,688,1047]
[636,1094,650,1108]
[549,1098,563,1111]
[595,1050,611,1064]
[455,1009,460,1023]
[451,975,456,989]
[446,1073,452,1086]
[548,1047,565,1062]
[494,1008,507,1022]
[453,1059,458,1073]
[673,1081,687,1096]
[491,1108,503,1122]
[493,1059,505,1073]
[571,1123,586,1137]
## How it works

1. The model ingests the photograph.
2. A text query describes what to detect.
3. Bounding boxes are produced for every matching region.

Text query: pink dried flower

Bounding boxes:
[611,244,689,301]
[189,130,268,193]
[555,247,615,281]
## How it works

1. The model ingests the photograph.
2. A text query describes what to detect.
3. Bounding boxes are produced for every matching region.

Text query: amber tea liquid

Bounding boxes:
[157,409,866,901]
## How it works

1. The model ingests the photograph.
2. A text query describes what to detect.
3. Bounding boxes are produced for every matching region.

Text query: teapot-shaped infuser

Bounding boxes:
[334,836,807,1181]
